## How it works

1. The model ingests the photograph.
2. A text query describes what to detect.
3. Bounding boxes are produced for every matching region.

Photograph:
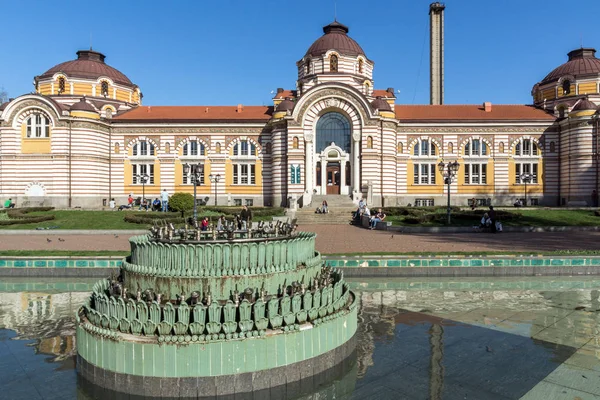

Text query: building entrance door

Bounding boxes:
[326,162,341,194]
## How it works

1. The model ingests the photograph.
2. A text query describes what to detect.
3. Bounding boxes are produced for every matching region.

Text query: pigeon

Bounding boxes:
[390,234,394,239]
[58,238,65,242]
[114,234,119,238]
[46,238,52,243]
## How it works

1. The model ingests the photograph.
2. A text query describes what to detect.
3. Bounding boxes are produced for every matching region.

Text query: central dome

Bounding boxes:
[305,21,365,58]
[540,48,600,84]
[38,50,134,87]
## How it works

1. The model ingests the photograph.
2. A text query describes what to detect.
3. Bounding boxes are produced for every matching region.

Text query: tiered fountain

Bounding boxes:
[76,221,357,397]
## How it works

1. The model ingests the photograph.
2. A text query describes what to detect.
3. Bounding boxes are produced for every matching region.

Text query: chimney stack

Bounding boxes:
[237,104,243,113]
[483,102,492,112]
[429,2,445,105]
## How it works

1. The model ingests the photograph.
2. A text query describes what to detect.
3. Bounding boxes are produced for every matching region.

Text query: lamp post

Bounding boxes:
[438,161,460,225]
[209,173,221,206]
[519,173,533,207]
[183,163,203,221]
[134,174,150,210]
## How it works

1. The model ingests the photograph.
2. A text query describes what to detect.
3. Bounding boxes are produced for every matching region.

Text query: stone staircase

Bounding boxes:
[294,195,357,225]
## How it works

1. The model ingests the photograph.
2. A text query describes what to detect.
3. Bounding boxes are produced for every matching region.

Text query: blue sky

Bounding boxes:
[1,0,598,106]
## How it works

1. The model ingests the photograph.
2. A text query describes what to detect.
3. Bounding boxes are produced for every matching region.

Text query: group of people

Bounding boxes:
[353,199,386,229]
[112,189,170,212]
[315,200,328,214]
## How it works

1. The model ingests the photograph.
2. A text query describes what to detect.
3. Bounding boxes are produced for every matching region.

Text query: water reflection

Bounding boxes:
[2,279,600,399]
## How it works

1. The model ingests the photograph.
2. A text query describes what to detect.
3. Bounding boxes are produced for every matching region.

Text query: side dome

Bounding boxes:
[305,21,365,58]
[70,96,97,112]
[38,50,133,87]
[540,48,600,84]
[371,97,392,112]
[276,98,295,112]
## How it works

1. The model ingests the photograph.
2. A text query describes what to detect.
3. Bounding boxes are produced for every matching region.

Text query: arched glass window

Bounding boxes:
[448,142,454,154]
[58,77,66,94]
[413,139,436,156]
[132,140,155,156]
[366,136,373,149]
[306,59,311,75]
[183,140,206,156]
[499,142,505,153]
[216,143,221,153]
[101,81,109,97]
[330,55,338,72]
[464,139,488,156]
[358,59,363,73]
[265,143,271,154]
[562,80,571,95]
[550,141,556,153]
[397,142,403,153]
[114,143,120,154]
[26,114,50,138]
[316,112,351,153]
[292,137,299,149]
[233,140,256,156]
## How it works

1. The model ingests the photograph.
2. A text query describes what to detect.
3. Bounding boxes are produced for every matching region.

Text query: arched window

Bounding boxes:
[558,106,567,118]
[514,138,538,156]
[316,112,351,153]
[550,141,556,153]
[448,142,454,154]
[330,54,338,72]
[58,77,66,94]
[233,140,256,156]
[105,108,113,118]
[183,140,206,156]
[397,142,403,153]
[366,136,373,149]
[132,140,155,156]
[101,81,109,97]
[358,59,363,73]
[292,137,299,149]
[306,59,311,75]
[165,143,170,154]
[412,139,437,156]
[216,143,221,154]
[562,80,571,95]
[26,114,50,138]
[464,139,488,156]
[114,143,120,154]
[364,83,369,95]
[265,143,271,154]
[499,142,505,153]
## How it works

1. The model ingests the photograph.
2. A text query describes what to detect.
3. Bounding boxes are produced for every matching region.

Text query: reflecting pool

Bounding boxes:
[2,277,600,399]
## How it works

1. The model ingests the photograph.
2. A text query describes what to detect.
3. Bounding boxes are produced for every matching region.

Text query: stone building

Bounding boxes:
[1,21,600,208]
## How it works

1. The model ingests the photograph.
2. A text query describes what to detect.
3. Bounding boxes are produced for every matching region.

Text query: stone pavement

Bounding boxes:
[2,225,600,254]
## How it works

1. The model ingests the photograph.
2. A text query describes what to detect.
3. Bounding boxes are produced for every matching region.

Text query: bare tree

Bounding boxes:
[0,86,7,103]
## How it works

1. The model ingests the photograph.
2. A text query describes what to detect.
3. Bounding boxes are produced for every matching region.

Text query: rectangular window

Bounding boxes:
[132,164,154,184]
[414,163,436,185]
[515,164,521,183]
[290,165,301,184]
[515,163,539,184]
[415,199,435,207]
[234,199,242,206]
[420,141,429,156]
[465,163,488,184]
[523,139,531,155]
[183,164,204,185]
[472,140,480,156]
[245,199,254,206]
[233,163,256,185]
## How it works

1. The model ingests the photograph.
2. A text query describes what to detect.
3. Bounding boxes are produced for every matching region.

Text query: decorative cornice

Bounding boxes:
[397,126,550,133]
[111,127,267,135]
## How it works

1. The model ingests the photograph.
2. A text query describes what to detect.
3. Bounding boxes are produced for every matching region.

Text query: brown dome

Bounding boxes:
[540,48,600,84]
[305,21,365,58]
[38,50,134,87]
[70,97,97,112]
[276,98,295,112]
[371,97,392,112]
[571,98,597,111]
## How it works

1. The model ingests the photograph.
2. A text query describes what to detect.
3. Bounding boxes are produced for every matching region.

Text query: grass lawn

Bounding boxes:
[0,250,129,257]
[0,208,285,230]
[386,208,600,227]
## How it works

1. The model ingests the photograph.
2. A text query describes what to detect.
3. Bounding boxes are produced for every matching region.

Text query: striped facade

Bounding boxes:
[1,23,600,209]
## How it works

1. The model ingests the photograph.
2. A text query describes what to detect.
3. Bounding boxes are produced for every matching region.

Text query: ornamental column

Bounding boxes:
[305,134,314,194]
[352,133,360,194]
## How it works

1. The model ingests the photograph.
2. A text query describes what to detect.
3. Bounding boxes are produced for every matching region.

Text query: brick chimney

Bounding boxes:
[483,102,492,112]
[237,104,243,113]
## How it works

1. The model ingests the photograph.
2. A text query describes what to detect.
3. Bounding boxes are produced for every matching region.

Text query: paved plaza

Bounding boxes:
[2,226,600,254]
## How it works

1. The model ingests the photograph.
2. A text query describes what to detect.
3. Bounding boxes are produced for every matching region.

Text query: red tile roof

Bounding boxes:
[113,106,273,123]
[273,90,296,100]
[395,104,556,121]
[372,89,395,98]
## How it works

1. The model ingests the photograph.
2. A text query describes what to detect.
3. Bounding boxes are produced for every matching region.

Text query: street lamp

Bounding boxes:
[438,160,460,225]
[519,173,533,207]
[134,174,150,210]
[209,173,221,206]
[183,163,203,221]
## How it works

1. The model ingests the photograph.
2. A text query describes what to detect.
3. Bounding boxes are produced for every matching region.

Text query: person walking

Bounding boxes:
[161,189,170,212]
[240,205,252,230]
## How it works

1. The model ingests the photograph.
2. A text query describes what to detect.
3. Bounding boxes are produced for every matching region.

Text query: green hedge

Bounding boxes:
[0,207,56,226]
[123,212,184,225]
[201,206,284,217]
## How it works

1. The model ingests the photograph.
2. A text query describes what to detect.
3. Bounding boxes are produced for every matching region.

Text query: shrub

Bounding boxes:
[0,207,55,225]
[123,212,184,225]
[169,193,195,217]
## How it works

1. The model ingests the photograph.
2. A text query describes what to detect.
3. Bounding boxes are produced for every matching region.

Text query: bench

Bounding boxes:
[360,215,391,230]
